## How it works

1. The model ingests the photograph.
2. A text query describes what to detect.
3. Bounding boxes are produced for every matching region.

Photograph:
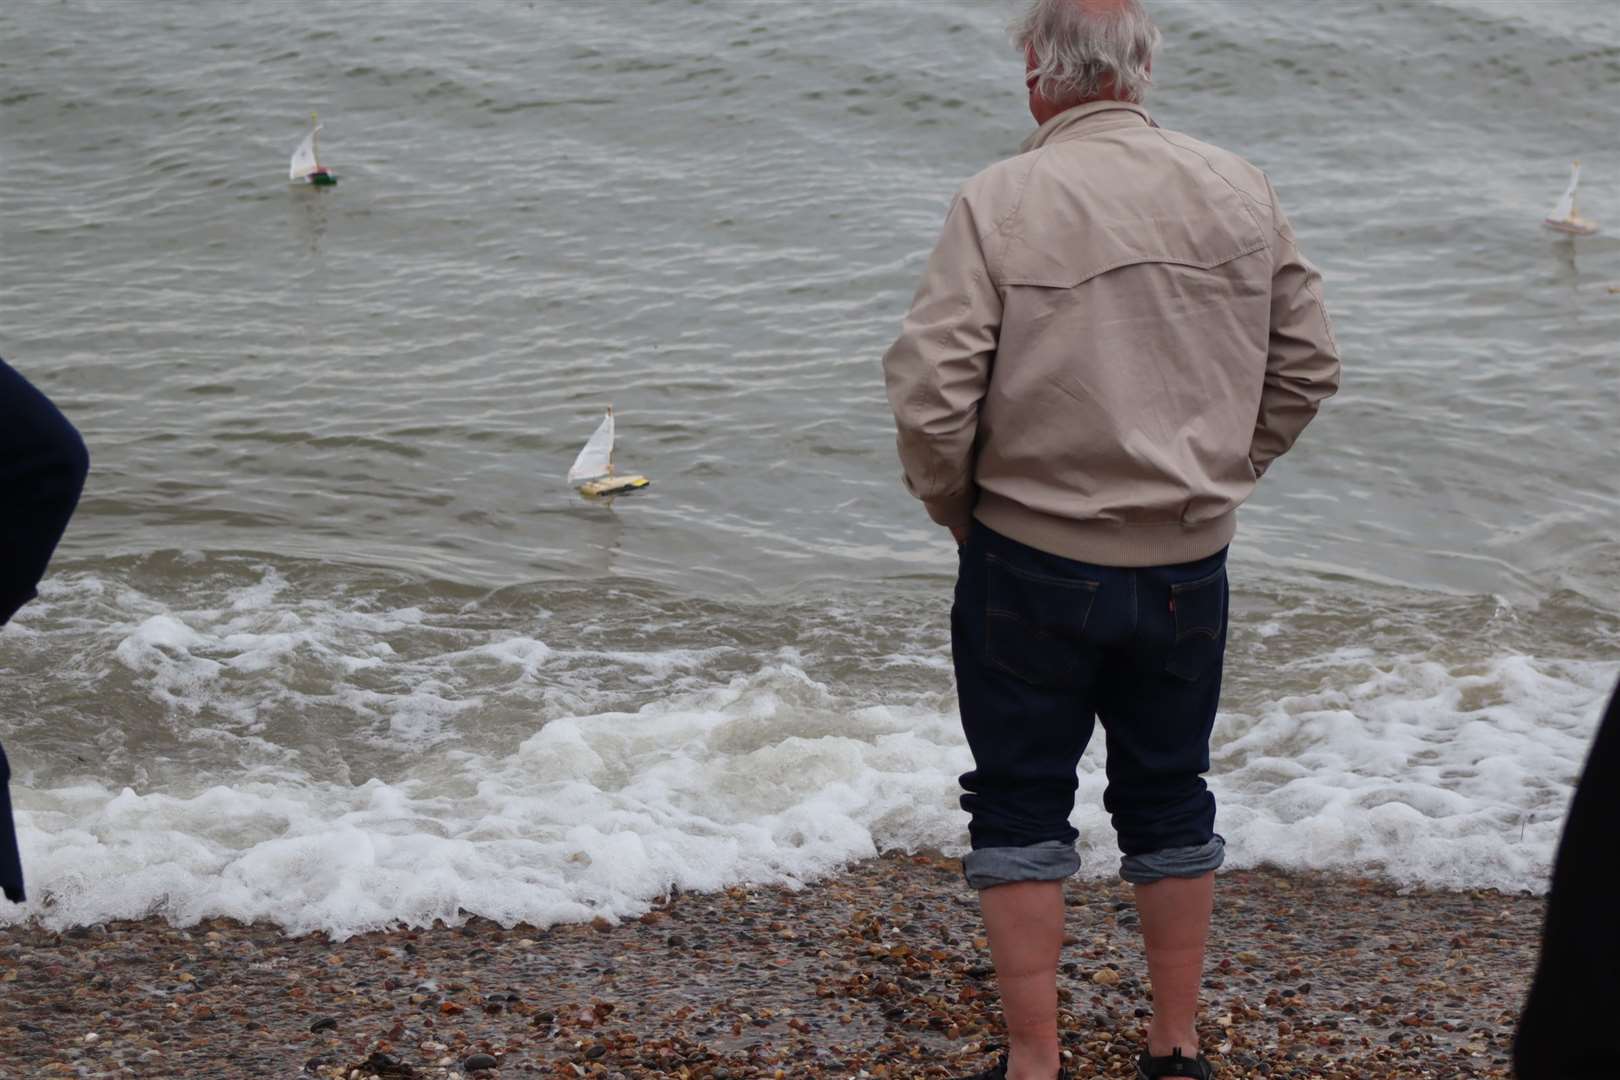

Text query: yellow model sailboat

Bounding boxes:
[568,406,650,498]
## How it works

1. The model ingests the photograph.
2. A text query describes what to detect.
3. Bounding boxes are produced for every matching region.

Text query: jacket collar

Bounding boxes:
[1019,100,1154,154]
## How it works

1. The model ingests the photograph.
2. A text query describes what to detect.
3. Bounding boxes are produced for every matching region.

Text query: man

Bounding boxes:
[0,356,90,904]
[881,1,1339,1077]
[1515,677,1620,1077]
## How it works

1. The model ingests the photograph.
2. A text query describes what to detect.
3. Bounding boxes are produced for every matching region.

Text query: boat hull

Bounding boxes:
[1543,217,1598,236]
[578,474,650,498]
[307,171,338,187]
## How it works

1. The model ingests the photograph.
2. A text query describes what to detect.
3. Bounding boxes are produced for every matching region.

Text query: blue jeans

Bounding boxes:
[952,524,1228,889]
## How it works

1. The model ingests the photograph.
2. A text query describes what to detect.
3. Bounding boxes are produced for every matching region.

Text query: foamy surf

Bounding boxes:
[10,665,970,937]
[1,562,1611,936]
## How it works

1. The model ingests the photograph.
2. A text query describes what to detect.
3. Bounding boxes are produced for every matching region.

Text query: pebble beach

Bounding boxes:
[1,852,1542,1079]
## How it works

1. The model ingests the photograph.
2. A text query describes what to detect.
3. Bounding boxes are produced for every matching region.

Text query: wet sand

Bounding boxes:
[0,852,1542,1079]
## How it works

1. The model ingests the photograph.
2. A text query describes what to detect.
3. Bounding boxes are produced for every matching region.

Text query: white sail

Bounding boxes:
[1549,161,1581,223]
[567,410,615,485]
[289,125,321,180]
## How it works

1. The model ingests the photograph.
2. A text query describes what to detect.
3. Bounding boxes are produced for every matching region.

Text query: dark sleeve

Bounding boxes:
[1514,677,1620,1077]
[0,357,90,625]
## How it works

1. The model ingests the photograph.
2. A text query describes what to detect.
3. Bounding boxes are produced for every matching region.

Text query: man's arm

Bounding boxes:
[0,357,90,626]
[882,192,1002,531]
[1249,179,1340,477]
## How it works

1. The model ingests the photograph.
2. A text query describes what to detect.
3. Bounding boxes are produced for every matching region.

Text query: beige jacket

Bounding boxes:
[883,101,1340,566]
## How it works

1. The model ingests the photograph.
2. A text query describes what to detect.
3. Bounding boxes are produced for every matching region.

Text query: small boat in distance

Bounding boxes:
[289,113,337,187]
[568,406,650,498]
[1543,160,1597,236]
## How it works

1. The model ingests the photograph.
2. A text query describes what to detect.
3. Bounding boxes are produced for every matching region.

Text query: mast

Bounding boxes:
[606,404,615,475]
[311,111,321,170]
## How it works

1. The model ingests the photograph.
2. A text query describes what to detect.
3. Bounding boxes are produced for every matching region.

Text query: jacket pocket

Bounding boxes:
[1165,566,1227,683]
[983,554,1099,690]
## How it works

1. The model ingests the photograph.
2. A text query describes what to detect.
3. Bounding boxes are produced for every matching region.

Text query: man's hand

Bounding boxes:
[949,524,971,547]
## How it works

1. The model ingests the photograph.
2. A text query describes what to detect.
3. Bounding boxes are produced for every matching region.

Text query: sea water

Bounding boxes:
[1,0,1617,936]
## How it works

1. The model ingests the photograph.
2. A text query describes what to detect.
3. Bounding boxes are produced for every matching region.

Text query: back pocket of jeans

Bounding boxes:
[983,554,1099,690]
[1165,566,1227,683]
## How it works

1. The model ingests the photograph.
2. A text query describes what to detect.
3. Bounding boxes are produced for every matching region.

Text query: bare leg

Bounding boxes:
[980,880,1065,1080]
[1133,871,1215,1056]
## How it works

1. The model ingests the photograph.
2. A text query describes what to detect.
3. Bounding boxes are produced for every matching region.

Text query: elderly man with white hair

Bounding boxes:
[882,1,1341,1078]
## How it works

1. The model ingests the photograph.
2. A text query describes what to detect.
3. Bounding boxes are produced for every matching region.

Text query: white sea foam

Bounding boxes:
[5,647,1612,937]
[8,665,969,936]
[3,568,1612,936]
[1208,652,1607,890]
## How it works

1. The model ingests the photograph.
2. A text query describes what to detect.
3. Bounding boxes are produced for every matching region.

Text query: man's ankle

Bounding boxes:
[1145,1026,1200,1058]
[1007,1043,1061,1080]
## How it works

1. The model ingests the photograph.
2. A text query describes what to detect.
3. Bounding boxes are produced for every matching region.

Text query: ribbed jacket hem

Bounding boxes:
[974,492,1237,568]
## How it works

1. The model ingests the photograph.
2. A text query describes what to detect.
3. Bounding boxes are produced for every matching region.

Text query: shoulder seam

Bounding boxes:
[1148,128,1284,242]
[975,153,1039,285]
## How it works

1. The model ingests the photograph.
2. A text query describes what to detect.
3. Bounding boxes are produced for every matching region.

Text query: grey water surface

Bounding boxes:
[2,1,1618,922]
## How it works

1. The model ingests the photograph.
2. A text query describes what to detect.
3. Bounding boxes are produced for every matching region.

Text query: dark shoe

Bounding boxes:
[957,1052,1070,1080]
[1135,1047,1214,1079]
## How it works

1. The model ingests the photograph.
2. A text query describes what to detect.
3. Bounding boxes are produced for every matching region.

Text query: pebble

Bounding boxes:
[364,1050,409,1075]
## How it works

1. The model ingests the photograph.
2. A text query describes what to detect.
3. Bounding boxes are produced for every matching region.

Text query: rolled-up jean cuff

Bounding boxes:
[1119,835,1225,885]
[962,840,1080,890]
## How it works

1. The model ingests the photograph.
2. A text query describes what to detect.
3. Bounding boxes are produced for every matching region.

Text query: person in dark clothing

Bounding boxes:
[1515,677,1620,1077]
[0,356,90,903]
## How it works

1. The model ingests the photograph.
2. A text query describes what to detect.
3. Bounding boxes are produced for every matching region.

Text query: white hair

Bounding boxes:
[1012,0,1162,106]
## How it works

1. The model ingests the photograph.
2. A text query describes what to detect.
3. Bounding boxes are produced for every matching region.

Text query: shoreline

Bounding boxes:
[1,852,1542,1079]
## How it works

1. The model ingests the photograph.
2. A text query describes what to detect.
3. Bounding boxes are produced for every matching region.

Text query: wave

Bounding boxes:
[2,562,1609,936]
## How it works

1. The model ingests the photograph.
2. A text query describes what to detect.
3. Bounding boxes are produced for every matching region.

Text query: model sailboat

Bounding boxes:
[568,407,650,498]
[1543,161,1597,236]
[289,113,337,187]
